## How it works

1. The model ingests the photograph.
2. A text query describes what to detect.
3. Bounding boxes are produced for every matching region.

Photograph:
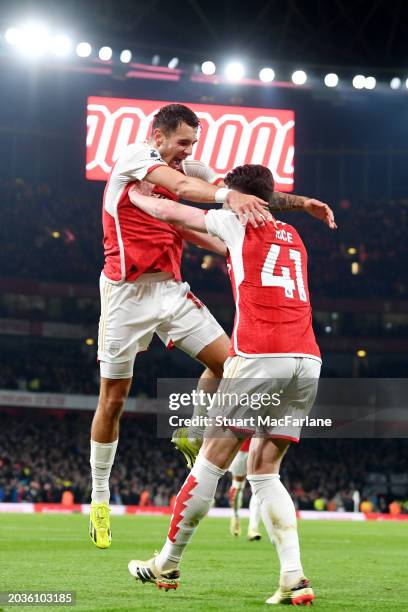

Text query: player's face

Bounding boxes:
[154,123,198,168]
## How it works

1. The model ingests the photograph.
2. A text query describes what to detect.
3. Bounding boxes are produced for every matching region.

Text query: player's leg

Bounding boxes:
[228,451,248,537]
[129,429,242,587]
[246,357,320,605]
[90,274,156,548]
[247,437,314,605]
[156,283,229,466]
[247,490,262,541]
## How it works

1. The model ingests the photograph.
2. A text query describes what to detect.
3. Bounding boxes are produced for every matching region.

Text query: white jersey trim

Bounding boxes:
[110,185,127,283]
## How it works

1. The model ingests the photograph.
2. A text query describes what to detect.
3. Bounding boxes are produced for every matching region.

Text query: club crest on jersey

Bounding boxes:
[150,149,163,161]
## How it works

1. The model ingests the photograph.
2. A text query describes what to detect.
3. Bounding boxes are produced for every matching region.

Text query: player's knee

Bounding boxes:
[98,384,129,420]
[97,395,125,420]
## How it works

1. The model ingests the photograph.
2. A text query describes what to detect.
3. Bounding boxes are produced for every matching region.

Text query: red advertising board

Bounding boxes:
[86,97,294,191]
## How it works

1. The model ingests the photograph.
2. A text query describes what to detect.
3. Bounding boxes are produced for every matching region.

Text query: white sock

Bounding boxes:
[229,479,244,518]
[248,491,261,531]
[247,473,303,586]
[155,454,225,572]
[90,439,118,504]
[188,392,211,439]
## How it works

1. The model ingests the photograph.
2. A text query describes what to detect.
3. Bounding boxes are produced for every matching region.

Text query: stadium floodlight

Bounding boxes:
[50,34,72,58]
[168,57,179,69]
[17,22,50,58]
[390,77,401,90]
[291,70,307,85]
[365,76,376,90]
[356,349,367,358]
[259,67,275,83]
[352,75,366,89]
[201,60,216,75]
[120,49,132,63]
[76,42,92,57]
[5,27,21,45]
[225,61,245,81]
[99,46,112,61]
[405,78,408,89]
[324,73,339,87]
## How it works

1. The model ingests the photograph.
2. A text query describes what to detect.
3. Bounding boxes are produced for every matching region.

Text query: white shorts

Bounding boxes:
[229,450,248,477]
[98,272,225,379]
[210,355,321,442]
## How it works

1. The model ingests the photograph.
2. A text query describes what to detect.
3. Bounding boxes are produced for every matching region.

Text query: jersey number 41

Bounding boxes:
[261,245,307,302]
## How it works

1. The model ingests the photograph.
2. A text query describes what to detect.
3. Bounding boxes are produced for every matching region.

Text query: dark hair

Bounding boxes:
[152,104,200,135]
[224,164,274,202]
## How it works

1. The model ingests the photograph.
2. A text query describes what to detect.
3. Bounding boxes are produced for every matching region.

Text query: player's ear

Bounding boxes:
[153,128,165,147]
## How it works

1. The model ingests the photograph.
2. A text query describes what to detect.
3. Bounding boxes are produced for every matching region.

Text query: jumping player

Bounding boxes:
[127,164,332,605]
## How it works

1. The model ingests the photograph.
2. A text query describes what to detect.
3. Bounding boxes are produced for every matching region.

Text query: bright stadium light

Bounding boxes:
[201,60,216,75]
[50,34,72,58]
[98,46,112,61]
[291,70,307,85]
[324,73,339,87]
[352,75,366,89]
[120,49,132,63]
[405,78,408,89]
[259,67,275,83]
[17,22,50,58]
[5,27,21,45]
[76,42,92,57]
[168,57,179,69]
[225,61,245,81]
[365,76,376,90]
[390,77,401,90]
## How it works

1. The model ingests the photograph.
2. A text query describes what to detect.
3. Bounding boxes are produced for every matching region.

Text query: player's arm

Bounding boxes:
[129,187,227,255]
[145,165,267,227]
[188,157,336,229]
[177,228,227,257]
[129,185,208,231]
[268,192,337,229]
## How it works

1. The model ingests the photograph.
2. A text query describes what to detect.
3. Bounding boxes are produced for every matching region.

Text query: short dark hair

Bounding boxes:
[152,104,200,135]
[224,164,275,202]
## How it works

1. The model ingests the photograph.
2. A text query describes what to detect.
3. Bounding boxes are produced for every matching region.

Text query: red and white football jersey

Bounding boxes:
[205,210,321,362]
[103,143,223,283]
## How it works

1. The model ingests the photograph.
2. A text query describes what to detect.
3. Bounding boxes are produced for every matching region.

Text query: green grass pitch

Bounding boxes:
[0,514,406,611]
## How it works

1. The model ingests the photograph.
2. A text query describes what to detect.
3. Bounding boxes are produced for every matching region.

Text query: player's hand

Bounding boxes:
[226,191,274,227]
[304,199,337,229]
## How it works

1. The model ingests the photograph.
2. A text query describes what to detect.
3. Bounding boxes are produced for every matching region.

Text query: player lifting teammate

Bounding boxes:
[89,103,335,551]
[127,164,335,605]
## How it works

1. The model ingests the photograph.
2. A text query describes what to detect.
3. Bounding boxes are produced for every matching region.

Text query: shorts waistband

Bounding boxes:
[133,272,175,284]
[101,271,175,285]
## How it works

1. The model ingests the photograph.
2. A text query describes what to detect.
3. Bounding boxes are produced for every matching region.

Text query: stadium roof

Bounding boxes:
[0,0,405,70]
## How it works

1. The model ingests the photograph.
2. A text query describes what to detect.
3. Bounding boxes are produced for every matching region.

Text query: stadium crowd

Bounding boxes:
[0,411,407,513]
[0,178,407,298]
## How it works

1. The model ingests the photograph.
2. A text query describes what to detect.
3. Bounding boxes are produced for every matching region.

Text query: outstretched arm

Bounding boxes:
[269,192,337,229]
